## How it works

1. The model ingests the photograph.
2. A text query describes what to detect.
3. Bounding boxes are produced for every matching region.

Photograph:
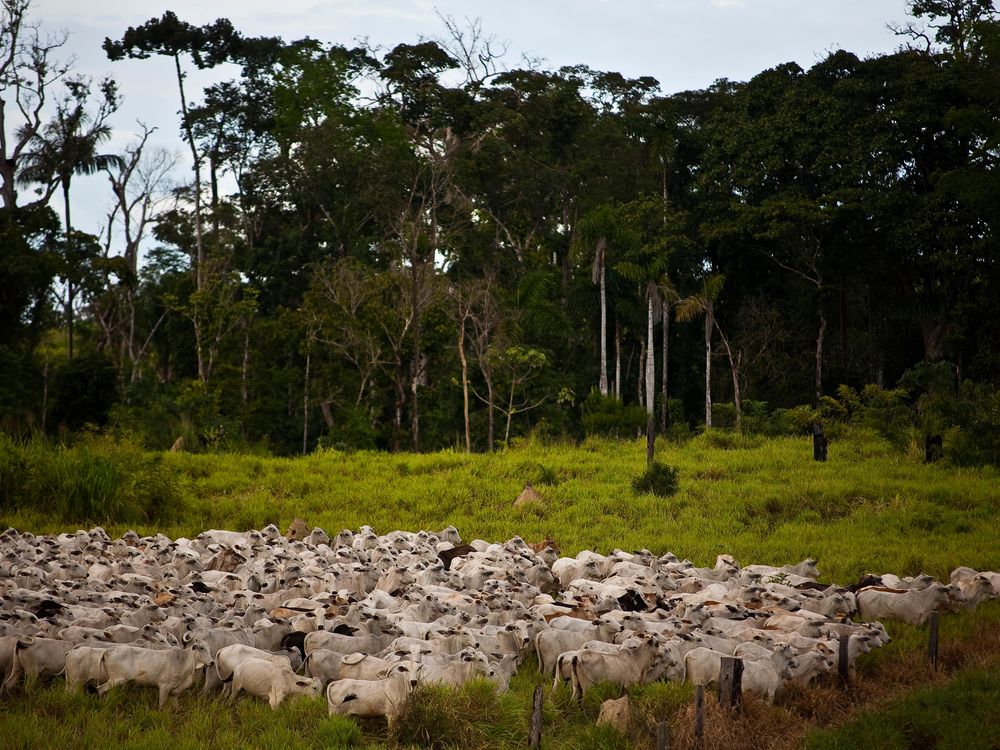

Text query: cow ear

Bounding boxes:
[182,631,194,644]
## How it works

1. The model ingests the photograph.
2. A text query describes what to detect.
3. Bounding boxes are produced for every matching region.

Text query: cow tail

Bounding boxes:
[96,650,110,692]
[570,654,581,701]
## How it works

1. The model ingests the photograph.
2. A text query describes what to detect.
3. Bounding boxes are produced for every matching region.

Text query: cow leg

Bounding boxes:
[97,676,125,697]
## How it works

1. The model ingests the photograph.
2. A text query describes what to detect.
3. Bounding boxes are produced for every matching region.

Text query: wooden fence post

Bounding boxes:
[718,656,743,709]
[656,720,670,750]
[529,684,543,748]
[838,631,851,688]
[694,684,704,750]
[928,611,940,670]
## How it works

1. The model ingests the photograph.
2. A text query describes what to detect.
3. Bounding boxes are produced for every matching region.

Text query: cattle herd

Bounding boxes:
[1,524,998,727]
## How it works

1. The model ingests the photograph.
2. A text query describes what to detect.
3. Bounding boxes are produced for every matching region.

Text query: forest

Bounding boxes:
[1,0,998,459]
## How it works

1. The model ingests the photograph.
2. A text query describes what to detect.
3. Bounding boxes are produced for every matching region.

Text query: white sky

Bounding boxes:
[27,0,914,241]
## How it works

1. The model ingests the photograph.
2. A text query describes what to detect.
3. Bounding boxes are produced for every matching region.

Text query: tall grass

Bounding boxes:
[0,434,181,525]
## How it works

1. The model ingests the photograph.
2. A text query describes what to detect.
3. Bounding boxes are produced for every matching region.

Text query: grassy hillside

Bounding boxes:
[5,429,997,583]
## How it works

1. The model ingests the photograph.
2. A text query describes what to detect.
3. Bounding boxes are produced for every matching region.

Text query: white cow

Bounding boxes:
[229,657,320,709]
[535,619,622,676]
[214,644,296,695]
[569,635,660,700]
[97,643,213,707]
[856,584,952,625]
[326,672,418,723]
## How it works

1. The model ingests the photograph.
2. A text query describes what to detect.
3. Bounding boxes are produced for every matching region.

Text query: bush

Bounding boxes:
[711,402,737,428]
[632,462,679,497]
[0,434,182,523]
[582,390,646,438]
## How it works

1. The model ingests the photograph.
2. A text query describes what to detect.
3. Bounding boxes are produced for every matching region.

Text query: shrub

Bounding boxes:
[582,390,646,438]
[632,462,679,497]
[711,402,737,428]
[0,434,182,523]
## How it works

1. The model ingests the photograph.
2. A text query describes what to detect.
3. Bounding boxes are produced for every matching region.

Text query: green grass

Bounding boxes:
[5,428,996,583]
[806,667,1000,750]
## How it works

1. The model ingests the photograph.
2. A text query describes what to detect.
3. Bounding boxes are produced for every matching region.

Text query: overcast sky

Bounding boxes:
[28,0,914,240]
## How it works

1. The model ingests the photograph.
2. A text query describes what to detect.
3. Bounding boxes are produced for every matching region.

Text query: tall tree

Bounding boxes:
[16,76,123,359]
[571,204,636,397]
[104,13,277,382]
[676,275,726,428]
[0,0,71,211]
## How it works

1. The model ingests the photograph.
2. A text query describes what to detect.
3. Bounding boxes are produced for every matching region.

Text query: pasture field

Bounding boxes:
[2,429,999,749]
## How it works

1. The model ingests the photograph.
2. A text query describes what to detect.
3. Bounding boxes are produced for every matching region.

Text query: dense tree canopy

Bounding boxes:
[2,1,998,455]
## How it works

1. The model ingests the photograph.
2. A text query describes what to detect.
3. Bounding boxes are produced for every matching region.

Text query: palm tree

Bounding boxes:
[676,275,728,429]
[17,79,123,358]
[571,205,636,398]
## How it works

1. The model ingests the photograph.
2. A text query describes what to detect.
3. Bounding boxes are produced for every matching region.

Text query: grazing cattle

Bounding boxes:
[535,619,622,676]
[213,644,297,695]
[4,521,994,719]
[856,583,952,625]
[412,658,493,688]
[0,635,19,693]
[326,672,418,723]
[229,657,320,709]
[740,659,786,703]
[569,635,660,700]
[97,643,213,707]
[64,645,114,692]
[335,652,407,683]
[304,630,397,657]
[9,636,76,687]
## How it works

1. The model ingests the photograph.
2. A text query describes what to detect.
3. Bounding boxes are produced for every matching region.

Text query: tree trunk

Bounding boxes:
[661,300,669,431]
[637,339,645,409]
[240,321,250,440]
[62,181,74,360]
[410,265,422,452]
[302,347,311,455]
[646,292,655,465]
[599,260,608,396]
[614,317,622,399]
[485,375,495,452]
[815,311,827,403]
[705,299,713,428]
[920,317,946,363]
[174,53,208,383]
[505,378,516,447]
[458,315,471,452]
[716,322,742,431]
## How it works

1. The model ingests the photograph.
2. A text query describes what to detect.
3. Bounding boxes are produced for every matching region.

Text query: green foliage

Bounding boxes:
[48,353,119,432]
[0,434,181,524]
[807,665,1000,750]
[632,461,679,497]
[312,716,363,748]
[582,390,646,438]
[711,402,737,428]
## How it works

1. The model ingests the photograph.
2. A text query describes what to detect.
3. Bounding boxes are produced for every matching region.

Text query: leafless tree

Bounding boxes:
[0,0,71,210]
